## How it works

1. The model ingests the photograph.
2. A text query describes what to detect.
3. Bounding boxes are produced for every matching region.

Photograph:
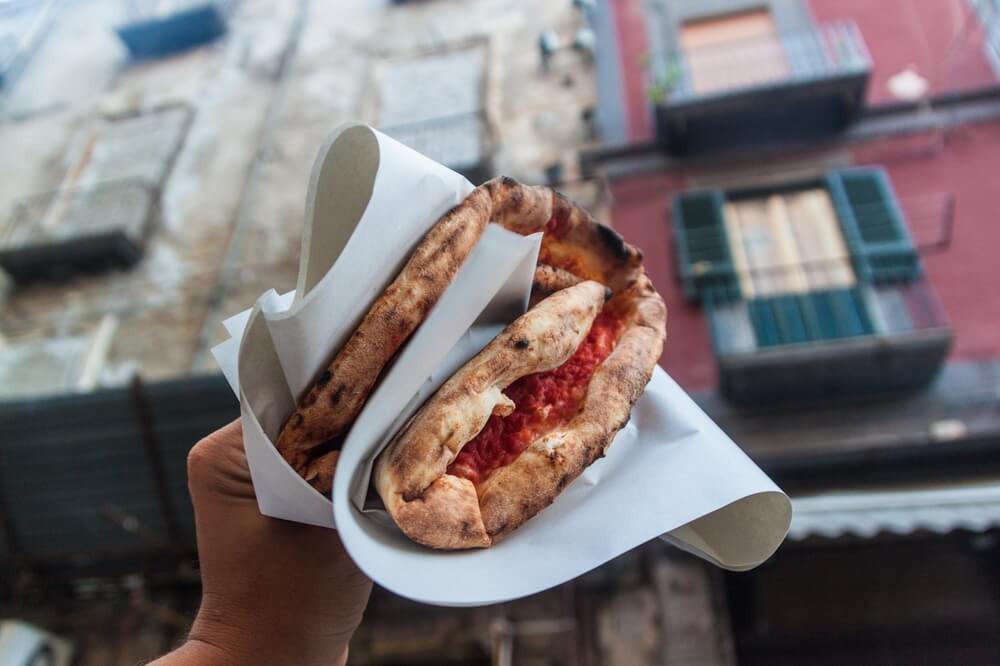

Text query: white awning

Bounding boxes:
[788,481,1000,540]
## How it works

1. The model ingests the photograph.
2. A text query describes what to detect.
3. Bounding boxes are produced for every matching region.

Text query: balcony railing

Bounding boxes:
[652,20,871,154]
[380,110,497,185]
[653,21,871,104]
[701,258,952,404]
[705,270,948,352]
[0,179,158,281]
[657,20,870,104]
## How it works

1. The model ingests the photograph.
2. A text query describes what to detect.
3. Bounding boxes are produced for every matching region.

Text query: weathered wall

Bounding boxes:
[0,0,600,390]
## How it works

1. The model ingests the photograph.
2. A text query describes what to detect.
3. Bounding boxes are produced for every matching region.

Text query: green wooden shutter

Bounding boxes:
[826,167,920,283]
[748,296,810,348]
[671,189,738,301]
[747,287,875,347]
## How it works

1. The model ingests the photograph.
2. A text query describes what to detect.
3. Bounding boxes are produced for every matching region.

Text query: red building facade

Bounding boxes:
[589,0,1000,661]
[598,0,1000,393]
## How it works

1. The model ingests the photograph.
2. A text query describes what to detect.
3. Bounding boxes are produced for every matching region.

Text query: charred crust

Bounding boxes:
[303,391,317,407]
[316,370,331,386]
[329,386,344,405]
[514,338,530,349]
[556,473,572,491]
[595,223,631,260]
[508,184,524,211]
[603,286,613,302]
[303,434,344,466]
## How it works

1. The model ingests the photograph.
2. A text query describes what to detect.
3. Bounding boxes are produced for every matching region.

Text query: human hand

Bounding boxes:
[152,420,372,665]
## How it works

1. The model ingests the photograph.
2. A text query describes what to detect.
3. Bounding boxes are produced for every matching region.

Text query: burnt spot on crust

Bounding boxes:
[557,473,572,491]
[603,286,613,302]
[303,434,345,467]
[595,223,631,261]
[507,183,524,211]
[514,338,530,349]
[316,370,332,387]
[329,386,344,405]
[302,391,317,407]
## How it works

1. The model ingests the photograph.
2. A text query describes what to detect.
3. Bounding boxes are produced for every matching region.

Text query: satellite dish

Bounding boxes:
[888,66,929,102]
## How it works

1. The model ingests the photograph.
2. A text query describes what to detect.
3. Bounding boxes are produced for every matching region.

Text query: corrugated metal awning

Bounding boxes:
[789,481,1000,540]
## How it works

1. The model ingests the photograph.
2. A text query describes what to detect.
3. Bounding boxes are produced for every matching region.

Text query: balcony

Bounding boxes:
[381,111,496,185]
[652,20,871,155]
[0,179,158,282]
[0,107,188,282]
[705,269,952,405]
[671,169,955,404]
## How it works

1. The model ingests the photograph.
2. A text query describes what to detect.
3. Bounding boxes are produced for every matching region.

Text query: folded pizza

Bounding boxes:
[375,195,666,549]
[275,177,552,493]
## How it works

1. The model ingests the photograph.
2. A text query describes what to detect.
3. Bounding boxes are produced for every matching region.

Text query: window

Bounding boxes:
[673,168,924,351]
[679,9,790,95]
[723,188,854,298]
[672,168,950,403]
[377,45,493,184]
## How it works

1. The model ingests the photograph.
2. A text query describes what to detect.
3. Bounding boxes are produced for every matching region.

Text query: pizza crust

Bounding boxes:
[375,190,666,549]
[276,177,552,493]
[530,263,583,307]
[374,281,608,549]
[479,291,663,539]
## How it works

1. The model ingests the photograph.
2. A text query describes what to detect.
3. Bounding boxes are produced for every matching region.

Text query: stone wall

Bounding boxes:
[0,0,601,390]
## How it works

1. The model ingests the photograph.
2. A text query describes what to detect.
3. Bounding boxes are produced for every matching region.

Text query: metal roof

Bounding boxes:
[789,480,1000,540]
[0,373,237,568]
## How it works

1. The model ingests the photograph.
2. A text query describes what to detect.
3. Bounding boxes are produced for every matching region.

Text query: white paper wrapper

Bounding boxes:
[212,123,792,606]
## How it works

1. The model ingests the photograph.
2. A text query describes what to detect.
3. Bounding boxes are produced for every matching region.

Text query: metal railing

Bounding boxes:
[652,20,870,104]
[379,110,497,175]
[702,259,950,357]
[681,188,955,296]
[1,179,158,250]
[687,187,956,356]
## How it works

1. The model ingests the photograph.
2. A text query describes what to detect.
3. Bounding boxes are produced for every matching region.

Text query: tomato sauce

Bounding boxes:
[448,310,623,486]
